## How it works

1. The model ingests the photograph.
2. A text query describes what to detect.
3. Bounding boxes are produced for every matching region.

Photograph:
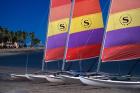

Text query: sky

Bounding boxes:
[0,0,50,44]
[0,0,110,44]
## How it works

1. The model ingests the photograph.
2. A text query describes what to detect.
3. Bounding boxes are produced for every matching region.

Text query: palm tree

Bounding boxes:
[22,31,28,47]
[0,26,3,42]
[29,32,35,47]
[32,38,40,46]
[9,31,14,42]
[0,26,41,48]
[2,28,9,43]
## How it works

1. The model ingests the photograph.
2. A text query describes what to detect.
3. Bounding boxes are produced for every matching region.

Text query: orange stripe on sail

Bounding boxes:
[51,0,71,8]
[50,4,71,21]
[73,0,101,17]
[110,0,140,14]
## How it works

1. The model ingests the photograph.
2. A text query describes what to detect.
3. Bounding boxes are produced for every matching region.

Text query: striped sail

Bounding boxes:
[102,0,140,62]
[66,0,104,61]
[45,0,71,62]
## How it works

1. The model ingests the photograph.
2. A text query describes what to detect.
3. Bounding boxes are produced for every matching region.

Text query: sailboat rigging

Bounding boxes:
[59,0,105,84]
[44,0,74,84]
[80,0,140,88]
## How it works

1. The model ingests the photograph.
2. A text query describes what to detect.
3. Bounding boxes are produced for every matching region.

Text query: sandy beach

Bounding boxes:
[1,81,140,93]
[0,66,140,93]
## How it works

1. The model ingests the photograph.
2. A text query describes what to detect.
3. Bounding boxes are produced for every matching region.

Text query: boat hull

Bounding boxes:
[45,75,65,84]
[27,74,49,83]
[80,76,140,88]
[60,75,81,84]
[10,74,30,81]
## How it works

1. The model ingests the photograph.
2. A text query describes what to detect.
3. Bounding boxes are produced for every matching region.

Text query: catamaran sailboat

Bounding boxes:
[80,0,140,88]
[10,0,72,83]
[59,0,105,84]
[12,0,72,83]
[10,53,31,81]
[10,54,48,82]
[44,0,73,84]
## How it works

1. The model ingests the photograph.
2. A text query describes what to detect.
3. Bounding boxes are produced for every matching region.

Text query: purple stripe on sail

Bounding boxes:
[68,28,104,48]
[104,26,140,48]
[47,33,67,49]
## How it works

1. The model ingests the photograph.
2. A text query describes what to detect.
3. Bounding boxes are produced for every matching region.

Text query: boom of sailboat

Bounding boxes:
[9,0,140,88]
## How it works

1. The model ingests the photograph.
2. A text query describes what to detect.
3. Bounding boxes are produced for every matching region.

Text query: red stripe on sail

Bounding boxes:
[51,0,71,8]
[66,44,101,61]
[45,47,65,62]
[102,44,140,62]
[111,0,140,14]
[73,0,101,17]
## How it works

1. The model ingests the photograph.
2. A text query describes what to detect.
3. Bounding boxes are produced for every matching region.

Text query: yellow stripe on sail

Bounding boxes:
[47,18,69,37]
[107,8,140,32]
[70,13,104,34]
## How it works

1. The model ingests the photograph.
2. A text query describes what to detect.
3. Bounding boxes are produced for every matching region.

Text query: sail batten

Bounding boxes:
[102,0,140,62]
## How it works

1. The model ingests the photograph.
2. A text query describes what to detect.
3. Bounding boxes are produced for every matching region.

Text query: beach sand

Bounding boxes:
[1,81,140,93]
[0,66,140,93]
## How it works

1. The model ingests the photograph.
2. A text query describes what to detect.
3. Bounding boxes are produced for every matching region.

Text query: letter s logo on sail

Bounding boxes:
[60,24,65,30]
[58,22,67,32]
[81,18,92,28]
[122,17,129,23]
[84,20,90,26]
[119,14,132,26]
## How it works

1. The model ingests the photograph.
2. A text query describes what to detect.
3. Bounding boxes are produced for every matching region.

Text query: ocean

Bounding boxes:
[0,50,140,76]
[0,50,43,69]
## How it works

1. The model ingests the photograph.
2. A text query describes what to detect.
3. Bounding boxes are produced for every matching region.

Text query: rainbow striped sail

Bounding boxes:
[66,0,104,61]
[102,0,140,62]
[45,0,71,62]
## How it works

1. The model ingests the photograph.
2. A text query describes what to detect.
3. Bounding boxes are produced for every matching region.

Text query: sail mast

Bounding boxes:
[25,53,29,74]
[62,0,75,71]
[96,0,112,73]
[41,0,52,72]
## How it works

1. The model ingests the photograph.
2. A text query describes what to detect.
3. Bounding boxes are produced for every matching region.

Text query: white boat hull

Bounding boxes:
[80,76,140,88]
[45,75,65,84]
[27,74,49,83]
[10,74,30,81]
[60,75,81,84]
